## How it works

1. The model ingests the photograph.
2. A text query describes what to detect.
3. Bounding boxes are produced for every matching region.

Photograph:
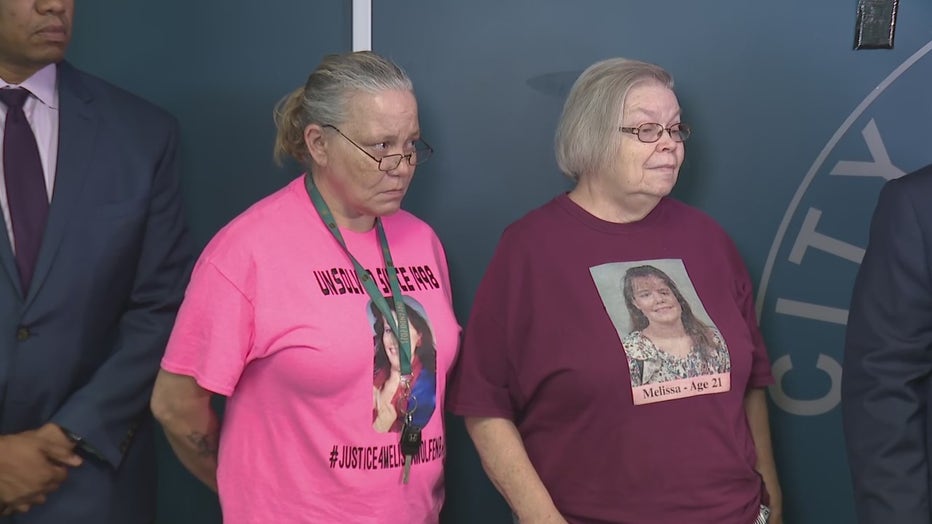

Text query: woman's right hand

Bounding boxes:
[465,417,568,524]
[150,370,220,492]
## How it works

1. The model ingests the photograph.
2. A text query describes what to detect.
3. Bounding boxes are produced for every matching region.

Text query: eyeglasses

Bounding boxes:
[323,124,433,171]
[619,123,691,143]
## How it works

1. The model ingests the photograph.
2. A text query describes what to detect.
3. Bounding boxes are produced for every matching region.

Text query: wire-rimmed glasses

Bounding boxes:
[323,124,433,171]
[619,122,691,143]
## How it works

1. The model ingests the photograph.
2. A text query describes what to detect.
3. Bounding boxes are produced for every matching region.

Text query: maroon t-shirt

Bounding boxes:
[448,194,774,524]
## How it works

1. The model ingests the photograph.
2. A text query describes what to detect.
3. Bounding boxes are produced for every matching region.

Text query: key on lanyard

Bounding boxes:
[400,398,421,484]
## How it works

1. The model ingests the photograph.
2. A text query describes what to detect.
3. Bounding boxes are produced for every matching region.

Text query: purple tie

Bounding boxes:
[1,88,48,295]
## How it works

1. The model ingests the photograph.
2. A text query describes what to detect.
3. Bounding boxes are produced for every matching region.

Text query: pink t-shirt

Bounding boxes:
[162,176,460,523]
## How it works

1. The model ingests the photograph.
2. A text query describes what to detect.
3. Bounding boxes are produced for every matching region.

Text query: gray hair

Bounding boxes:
[274,51,414,165]
[554,58,674,181]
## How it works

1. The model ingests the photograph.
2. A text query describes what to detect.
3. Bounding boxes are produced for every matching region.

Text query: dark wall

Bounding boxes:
[69,2,932,523]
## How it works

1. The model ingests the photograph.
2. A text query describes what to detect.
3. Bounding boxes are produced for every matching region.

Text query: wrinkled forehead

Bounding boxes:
[622,81,680,119]
[342,89,418,129]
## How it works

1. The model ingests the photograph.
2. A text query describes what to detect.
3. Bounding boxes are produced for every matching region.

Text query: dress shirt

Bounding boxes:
[0,63,59,251]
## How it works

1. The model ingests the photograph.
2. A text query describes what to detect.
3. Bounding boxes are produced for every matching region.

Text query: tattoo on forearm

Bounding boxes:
[186,432,219,458]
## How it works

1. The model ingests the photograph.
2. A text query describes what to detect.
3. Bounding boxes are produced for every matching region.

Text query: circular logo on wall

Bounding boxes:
[756,40,932,523]
[758,40,932,417]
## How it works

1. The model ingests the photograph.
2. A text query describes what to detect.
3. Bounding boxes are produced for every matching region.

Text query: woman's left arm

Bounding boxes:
[744,388,782,524]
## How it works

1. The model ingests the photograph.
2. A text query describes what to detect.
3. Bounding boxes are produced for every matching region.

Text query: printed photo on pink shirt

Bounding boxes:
[369,295,438,432]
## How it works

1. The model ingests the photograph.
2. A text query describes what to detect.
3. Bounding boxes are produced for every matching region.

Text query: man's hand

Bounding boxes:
[34,423,79,452]
[0,424,83,516]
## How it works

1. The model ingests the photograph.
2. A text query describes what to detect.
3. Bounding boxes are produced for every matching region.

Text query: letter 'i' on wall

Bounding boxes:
[353,0,372,51]
[758,40,932,416]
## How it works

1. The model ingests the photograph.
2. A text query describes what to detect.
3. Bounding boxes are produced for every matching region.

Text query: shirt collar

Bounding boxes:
[0,63,59,110]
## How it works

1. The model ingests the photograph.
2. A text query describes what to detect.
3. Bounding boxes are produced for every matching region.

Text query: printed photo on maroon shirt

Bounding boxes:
[590,259,732,405]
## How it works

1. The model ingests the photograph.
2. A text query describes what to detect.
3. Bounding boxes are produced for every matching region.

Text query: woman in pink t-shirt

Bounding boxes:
[149,51,459,524]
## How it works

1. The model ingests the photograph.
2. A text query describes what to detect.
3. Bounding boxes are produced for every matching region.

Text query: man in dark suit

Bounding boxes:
[0,0,192,522]
[843,164,932,524]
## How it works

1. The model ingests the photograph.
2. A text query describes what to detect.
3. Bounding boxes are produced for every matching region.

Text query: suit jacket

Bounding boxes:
[0,62,193,524]
[843,164,932,524]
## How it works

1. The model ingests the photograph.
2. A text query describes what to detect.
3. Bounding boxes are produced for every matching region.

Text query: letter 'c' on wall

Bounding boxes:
[769,354,842,416]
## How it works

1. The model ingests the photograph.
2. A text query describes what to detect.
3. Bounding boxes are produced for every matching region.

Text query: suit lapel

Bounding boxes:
[25,62,96,306]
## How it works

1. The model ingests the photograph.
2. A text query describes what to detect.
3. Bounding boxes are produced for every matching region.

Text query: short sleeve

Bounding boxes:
[447,229,528,419]
[729,241,774,388]
[161,257,255,396]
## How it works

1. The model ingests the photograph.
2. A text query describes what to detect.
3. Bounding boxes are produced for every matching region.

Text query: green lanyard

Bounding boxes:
[304,174,412,376]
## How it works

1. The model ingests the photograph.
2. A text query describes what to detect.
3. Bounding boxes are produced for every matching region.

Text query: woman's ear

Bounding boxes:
[304,124,329,167]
